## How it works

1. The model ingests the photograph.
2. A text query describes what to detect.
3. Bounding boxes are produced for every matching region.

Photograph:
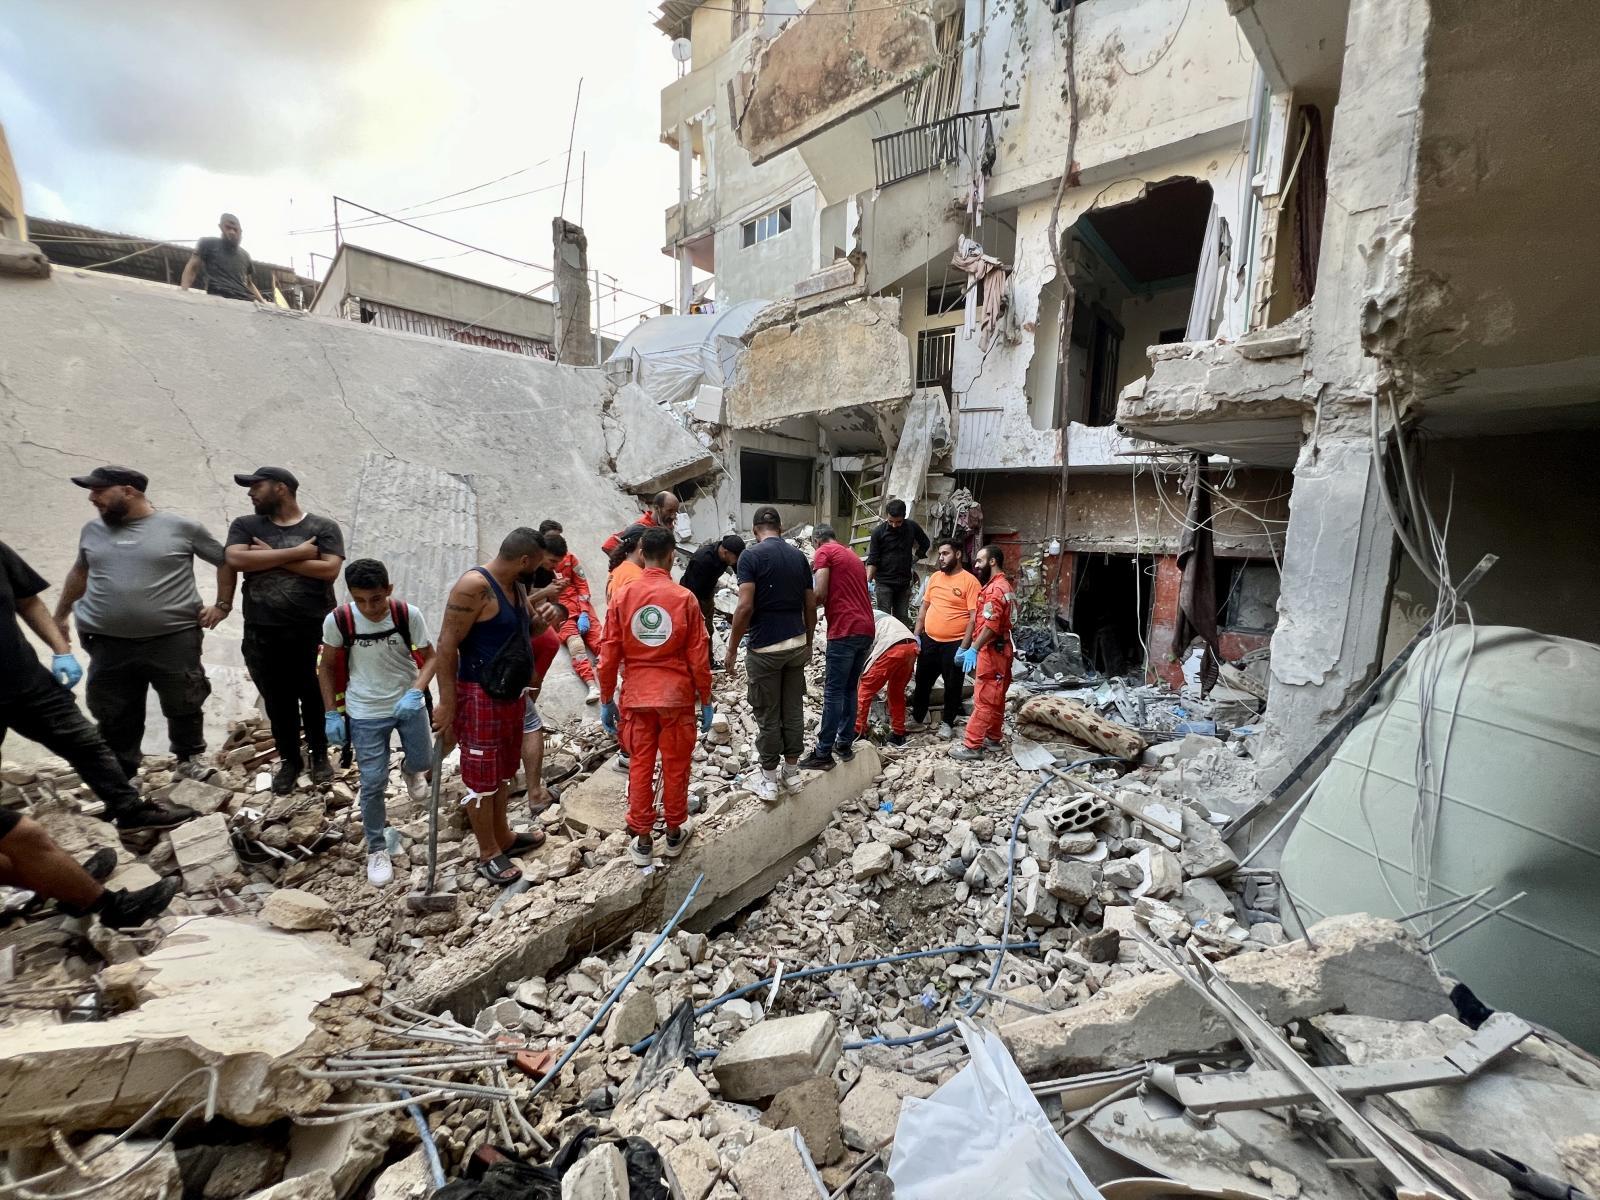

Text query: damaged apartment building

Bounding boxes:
[635,0,1291,687]
[638,0,1600,771]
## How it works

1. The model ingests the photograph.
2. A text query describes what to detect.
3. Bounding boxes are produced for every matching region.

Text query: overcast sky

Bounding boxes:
[0,0,683,335]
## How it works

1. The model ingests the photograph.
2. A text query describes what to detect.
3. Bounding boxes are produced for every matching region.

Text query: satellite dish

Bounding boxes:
[671,37,693,62]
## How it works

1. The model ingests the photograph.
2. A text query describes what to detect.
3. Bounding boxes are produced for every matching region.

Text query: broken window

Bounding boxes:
[926,281,967,315]
[741,204,791,248]
[1219,560,1281,631]
[1070,552,1156,676]
[740,449,813,504]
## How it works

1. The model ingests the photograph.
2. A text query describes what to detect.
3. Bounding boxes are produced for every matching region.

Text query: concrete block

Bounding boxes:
[603,987,658,1049]
[66,1137,179,1200]
[839,1066,935,1152]
[369,1150,430,1200]
[285,1113,395,1200]
[713,1012,842,1102]
[760,1076,844,1165]
[729,1129,821,1200]
[1134,848,1183,900]
[167,813,238,891]
[561,1143,627,1200]
[261,888,335,932]
[1045,860,1096,906]
[166,778,235,816]
[664,1138,720,1200]
[1000,914,1446,1078]
[851,842,892,880]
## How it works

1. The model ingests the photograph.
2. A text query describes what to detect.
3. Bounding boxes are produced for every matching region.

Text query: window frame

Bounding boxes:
[739,448,814,504]
[740,203,793,249]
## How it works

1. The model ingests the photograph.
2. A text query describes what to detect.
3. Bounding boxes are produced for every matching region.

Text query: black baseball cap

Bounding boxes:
[751,505,782,530]
[233,466,299,490]
[71,465,148,491]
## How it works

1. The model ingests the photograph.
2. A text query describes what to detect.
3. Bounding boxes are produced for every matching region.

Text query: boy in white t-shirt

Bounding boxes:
[318,558,437,887]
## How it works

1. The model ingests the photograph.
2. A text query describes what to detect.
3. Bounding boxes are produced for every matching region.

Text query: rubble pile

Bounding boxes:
[6,629,1599,1200]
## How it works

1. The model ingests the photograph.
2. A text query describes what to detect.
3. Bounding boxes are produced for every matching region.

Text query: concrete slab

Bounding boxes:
[558,767,629,835]
[0,917,379,1147]
[404,747,881,1018]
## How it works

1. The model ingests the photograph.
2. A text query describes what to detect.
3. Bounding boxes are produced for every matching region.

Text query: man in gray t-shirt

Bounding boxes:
[53,466,237,779]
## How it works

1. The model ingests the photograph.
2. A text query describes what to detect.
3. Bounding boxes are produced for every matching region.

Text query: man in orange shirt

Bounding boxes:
[950,543,1015,760]
[598,527,714,867]
[908,539,979,739]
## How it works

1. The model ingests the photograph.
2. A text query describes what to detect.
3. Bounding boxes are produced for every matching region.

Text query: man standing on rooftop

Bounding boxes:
[181,213,266,303]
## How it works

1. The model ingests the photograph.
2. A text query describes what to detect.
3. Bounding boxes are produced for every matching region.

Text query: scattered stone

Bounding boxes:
[241,1172,336,1200]
[1045,860,1096,906]
[166,777,235,817]
[851,842,892,881]
[713,1013,842,1102]
[261,889,335,932]
[603,987,658,1049]
[369,1150,431,1200]
[561,1143,627,1200]
[68,1137,180,1200]
[647,1068,712,1121]
[839,1066,936,1152]
[664,1138,720,1200]
[203,1143,284,1199]
[729,1130,819,1200]
[760,1076,844,1166]
[166,812,239,891]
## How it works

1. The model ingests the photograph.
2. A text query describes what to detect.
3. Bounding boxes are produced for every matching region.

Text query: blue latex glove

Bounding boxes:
[599,701,619,736]
[52,653,82,690]
[577,612,591,635]
[700,703,715,734]
[956,645,979,673]
[867,579,876,598]
[393,688,426,717]
[324,711,348,747]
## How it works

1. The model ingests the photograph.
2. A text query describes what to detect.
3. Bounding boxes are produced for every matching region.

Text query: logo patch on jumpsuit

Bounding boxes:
[632,604,672,645]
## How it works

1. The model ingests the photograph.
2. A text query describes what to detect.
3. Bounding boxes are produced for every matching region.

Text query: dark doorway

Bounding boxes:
[1071,553,1155,676]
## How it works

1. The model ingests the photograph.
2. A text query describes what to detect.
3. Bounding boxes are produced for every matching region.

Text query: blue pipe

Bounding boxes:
[402,1091,446,1188]
[531,873,705,1099]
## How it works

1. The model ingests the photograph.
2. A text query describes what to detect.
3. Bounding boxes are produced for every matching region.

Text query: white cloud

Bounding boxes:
[0,0,683,329]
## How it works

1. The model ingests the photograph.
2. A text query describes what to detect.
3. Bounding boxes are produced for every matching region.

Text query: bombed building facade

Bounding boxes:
[2,2,1599,1199]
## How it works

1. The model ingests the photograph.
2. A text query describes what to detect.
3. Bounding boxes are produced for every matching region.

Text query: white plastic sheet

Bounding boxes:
[886,1025,1105,1200]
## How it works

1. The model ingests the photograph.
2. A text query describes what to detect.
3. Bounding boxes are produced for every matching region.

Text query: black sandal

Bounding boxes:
[506,829,546,855]
[475,854,522,886]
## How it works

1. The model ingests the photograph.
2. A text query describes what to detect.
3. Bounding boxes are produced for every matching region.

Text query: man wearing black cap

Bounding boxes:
[52,467,235,781]
[0,539,194,831]
[225,467,345,794]
[678,533,745,669]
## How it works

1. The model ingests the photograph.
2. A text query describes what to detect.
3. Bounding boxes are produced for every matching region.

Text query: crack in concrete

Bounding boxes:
[319,344,396,459]
[64,289,234,531]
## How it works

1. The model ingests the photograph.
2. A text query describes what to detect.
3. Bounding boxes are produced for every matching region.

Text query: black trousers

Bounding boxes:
[0,668,144,820]
[910,636,964,726]
[697,593,716,667]
[875,580,914,627]
[83,627,210,777]
[241,621,327,766]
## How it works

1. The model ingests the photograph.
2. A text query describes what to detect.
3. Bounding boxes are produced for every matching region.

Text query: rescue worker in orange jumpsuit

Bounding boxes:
[598,527,715,866]
[950,543,1015,760]
[538,528,602,705]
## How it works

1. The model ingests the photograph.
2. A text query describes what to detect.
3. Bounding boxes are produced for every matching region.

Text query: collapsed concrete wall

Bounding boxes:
[735,0,939,165]
[726,297,911,428]
[0,269,709,738]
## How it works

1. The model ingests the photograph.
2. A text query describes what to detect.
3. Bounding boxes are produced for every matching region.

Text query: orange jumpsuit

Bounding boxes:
[601,511,660,558]
[598,567,713,836]
[552,551,600,684]
[963,571,1016,749]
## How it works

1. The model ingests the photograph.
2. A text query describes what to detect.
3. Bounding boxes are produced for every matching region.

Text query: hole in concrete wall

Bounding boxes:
[1051,177,1214,427]
[1070,552,1156,675]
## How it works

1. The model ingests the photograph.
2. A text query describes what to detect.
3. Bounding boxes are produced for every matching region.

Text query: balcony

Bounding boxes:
[871,106,1015,190]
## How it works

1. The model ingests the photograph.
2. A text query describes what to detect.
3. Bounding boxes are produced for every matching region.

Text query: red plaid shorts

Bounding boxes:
[454,681,524,797]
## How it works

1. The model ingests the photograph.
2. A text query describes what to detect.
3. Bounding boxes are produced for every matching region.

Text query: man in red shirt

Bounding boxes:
[798,525,875,771]
[539,529,602,704]
[597,527,714,867]
[950,543,1016,760]
[600,492,680,561]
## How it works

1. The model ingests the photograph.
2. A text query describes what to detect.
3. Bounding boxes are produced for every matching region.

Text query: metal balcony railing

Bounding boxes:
[871,105,1017,190]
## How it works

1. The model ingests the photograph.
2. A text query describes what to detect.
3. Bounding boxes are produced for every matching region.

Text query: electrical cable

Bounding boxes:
[530,873,705,1099]
[404,1091,448,1189]
[289,179,571,237]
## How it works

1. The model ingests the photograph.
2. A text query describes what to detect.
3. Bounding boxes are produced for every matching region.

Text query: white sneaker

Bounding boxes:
[751,769,780,804]
[780,763,804,794]
[612,753,631,775]
[585,681,601,704]
[367,850,394,887]
[404,770,430,803]
[937,722,953,739]
[663,816,694,858]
